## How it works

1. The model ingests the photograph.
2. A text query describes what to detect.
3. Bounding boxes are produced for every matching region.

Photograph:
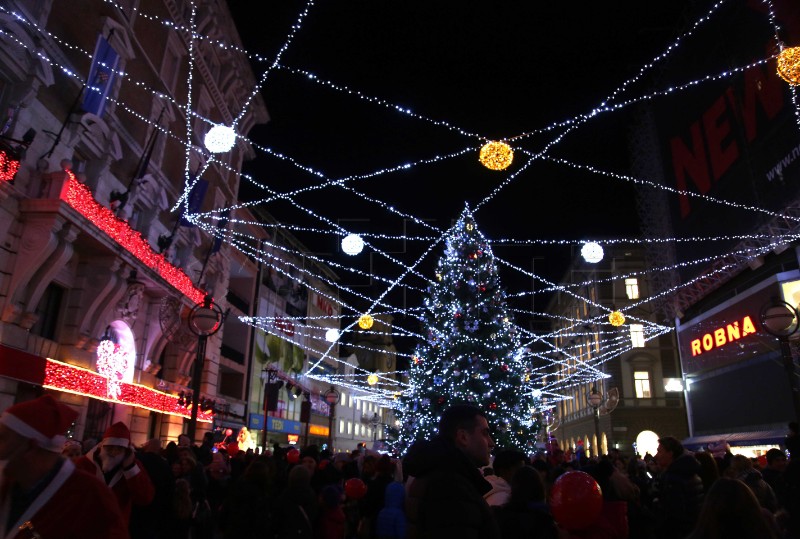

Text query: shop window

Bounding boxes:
[634,371,652,398]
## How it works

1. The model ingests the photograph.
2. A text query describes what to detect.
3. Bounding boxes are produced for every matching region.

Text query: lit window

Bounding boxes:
[625,278,639,300]
[630,324,645,348]
[339,419,345,433]
[634,371,652,398]
[347,421,352,434]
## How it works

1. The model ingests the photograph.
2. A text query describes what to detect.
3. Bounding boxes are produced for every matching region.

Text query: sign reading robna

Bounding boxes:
[689,316,757,357]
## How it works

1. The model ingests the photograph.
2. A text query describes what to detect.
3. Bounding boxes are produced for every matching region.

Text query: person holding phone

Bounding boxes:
[76,421,155,526]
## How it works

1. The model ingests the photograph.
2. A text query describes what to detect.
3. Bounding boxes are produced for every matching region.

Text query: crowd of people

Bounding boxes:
[3,396,800,538]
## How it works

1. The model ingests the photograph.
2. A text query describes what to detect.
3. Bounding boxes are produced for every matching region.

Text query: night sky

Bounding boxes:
[222,0,789,343]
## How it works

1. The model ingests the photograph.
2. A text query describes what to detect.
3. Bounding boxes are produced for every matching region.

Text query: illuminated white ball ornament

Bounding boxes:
[204,124,236,153]
[341,234,364,256]
[325,328,340,342]
[581,241,604,263]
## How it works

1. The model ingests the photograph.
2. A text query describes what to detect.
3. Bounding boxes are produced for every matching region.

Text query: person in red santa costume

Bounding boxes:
[76,420,155,527]
[0,394,128,539]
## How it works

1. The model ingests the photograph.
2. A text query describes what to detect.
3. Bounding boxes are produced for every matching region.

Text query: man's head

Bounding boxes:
[491,449,528,482]
[766,448,788,471]
[438,404,494,467]
[177,434,191,448]
[100,422,132,473]
[655,436,684,469]
[0,395,78,475]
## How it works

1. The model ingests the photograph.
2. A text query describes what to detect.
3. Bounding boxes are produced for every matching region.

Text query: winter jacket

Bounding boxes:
[403,436,501,539]
[483,475,512,506]
[654,453,704,539]
[493,500,560,539]
[376,482,407,539]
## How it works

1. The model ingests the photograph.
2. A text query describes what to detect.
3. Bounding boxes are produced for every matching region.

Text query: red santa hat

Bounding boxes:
[0,395,78,452]
[102,422,132,448]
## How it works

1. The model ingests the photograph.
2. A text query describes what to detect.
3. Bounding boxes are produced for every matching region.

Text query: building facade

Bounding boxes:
[546,245,688,457]
[0,0,268,445]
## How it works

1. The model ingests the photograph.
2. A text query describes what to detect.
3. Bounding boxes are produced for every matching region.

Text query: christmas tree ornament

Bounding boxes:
[358,314,374,330]
[777,46,800,86]
[609,311,626,327]
[479,141,514,170]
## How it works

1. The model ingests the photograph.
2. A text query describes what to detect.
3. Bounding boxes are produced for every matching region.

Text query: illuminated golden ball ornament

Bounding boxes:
[367,374,379,386]
[358,314,374,330]
[479,141,514,171]
[777,46,800,86]
[609,311,626,327]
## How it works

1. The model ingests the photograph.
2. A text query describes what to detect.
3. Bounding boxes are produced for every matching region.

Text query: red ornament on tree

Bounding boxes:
[489,402,497,410]
[438,396,446,405]
[501,364,509,371]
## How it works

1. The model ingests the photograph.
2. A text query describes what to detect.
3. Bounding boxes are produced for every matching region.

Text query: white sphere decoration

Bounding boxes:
[325,328,340,342]
[341,234,364,256]
[204,124,236,153]
[581,241,604,263]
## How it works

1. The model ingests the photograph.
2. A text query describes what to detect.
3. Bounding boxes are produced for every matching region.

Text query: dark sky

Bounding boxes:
[222,0,768,340]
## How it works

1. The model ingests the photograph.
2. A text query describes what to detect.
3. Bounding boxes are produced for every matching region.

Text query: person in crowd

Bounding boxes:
[61,439,82,460]
[177,434,192,449]
[484,449,527,506]
[652,436,704,539]
[692,451,719,495]
[685,477,777,539]
[76,421,155,526]
[724,454,778,512]
[492,465,560,539]
[361,454,396,538]
[220,457,279,539]
[761,448,788,509]
[274,464,317,538]
[375,481,407,539]
[164,478,194,539]
[196,431,215,466]
[130,438,176,539]
[403,404,500,539]
[0,395,128,538]
[317,484,346,539]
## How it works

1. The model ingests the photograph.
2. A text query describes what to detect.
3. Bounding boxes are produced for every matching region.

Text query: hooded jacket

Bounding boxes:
[375,481,407,539]
[403,436,500,539]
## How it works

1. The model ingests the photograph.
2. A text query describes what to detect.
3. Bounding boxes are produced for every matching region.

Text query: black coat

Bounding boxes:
[403,437,500,539]
[654,453,704,539]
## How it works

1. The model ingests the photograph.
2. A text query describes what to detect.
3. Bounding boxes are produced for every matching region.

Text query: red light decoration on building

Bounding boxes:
[60,171,205,303]
[43,358,212,422]
[0,150,20,182]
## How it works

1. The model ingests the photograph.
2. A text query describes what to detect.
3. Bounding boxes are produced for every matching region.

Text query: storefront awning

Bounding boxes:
[683,429,787,449]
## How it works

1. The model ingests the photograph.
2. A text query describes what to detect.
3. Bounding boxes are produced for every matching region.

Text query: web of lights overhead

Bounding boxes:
[10,0,800,410]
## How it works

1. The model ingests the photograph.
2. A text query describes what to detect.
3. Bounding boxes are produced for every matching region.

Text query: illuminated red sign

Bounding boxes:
[0,150,20,182]
[315,294,334,316]
[275,317,295,336]
[690,315,757,356]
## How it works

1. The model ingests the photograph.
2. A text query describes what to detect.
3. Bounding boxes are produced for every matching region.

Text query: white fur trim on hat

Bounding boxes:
[103,437,131,448]
[0,413,65,452]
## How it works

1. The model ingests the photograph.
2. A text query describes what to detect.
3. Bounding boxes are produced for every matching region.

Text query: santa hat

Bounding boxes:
[102,422,131,447]
[0,395,77,452]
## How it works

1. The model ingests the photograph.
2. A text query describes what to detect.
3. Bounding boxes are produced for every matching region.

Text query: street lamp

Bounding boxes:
[370,412,380,442]
[760,299,800,422]
[587,385,603,457]
[324,386,340,450]
[261,367,277,453]
[187,295,224,443]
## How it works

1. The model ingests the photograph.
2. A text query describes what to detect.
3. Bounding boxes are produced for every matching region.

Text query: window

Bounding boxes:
[339,419,345,434]
[347,421,352,435]
[625,278,640,299]
[630,324,645,348]
[634,371,652,398]
[340,392,347,407]
[30,283,64,340]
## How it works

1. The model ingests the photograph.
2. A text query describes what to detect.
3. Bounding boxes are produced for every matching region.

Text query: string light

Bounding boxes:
[0,149,21,181]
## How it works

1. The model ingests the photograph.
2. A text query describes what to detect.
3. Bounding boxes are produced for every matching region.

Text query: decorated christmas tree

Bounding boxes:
[392,206,540,453]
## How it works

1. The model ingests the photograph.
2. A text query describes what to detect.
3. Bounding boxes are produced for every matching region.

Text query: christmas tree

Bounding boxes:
[392,206,539,453]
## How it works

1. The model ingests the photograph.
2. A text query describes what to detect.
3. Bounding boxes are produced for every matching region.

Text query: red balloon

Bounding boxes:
[286,448,300,464]
[758,454,768,468]
[549,471,603,531]
[226,442,239,456]
[344,478,368,499]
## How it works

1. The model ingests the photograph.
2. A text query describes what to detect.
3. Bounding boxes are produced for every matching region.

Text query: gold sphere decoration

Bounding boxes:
[367,374,379,386]
[777,46,800,86]
[358,314,374,330]
[609,311,626,327]
[479,141,514,171]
